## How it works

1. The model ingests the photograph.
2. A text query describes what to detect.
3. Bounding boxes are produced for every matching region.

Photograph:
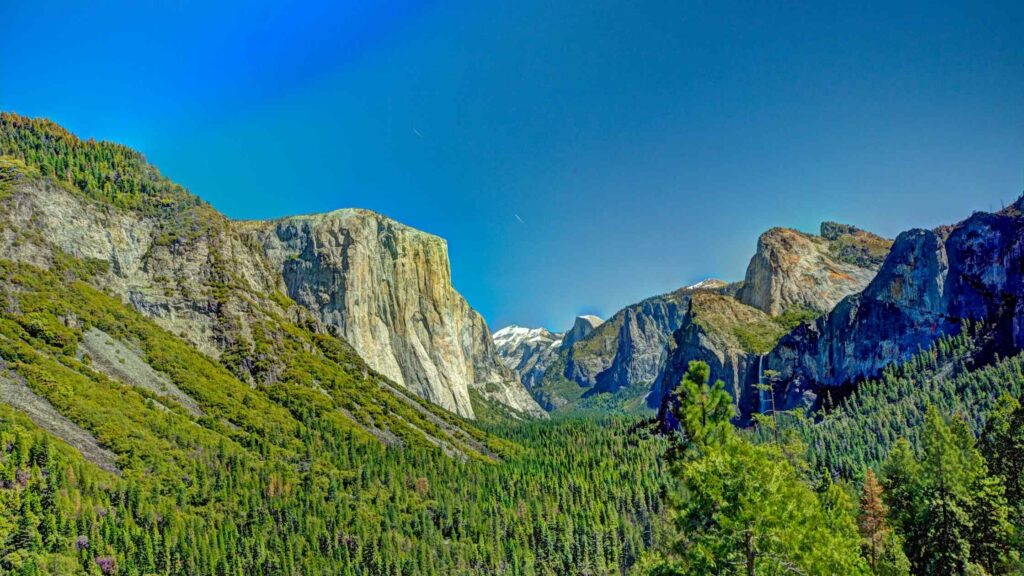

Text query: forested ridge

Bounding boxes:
[0,256,672,575]
[753,321,1024,478]
[645,354,1024,575]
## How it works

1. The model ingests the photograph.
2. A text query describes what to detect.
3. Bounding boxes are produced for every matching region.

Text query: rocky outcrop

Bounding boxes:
[239,211,545,419]
[493,326,563,387]
[0,178,284,360]
[765,201,1024,411]
[527,281,730,412]
[650,226,889,427]
[562,288,703,393]
[652,293,787,426]
[562,316,602,349]
[736,225,890,316]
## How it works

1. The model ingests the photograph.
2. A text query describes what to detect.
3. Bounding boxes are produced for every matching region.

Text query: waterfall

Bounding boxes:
[756,355,770,414]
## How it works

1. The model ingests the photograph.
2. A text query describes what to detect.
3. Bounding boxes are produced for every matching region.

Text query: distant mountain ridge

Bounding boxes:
[526,222,891,415]
[493,325,564,387]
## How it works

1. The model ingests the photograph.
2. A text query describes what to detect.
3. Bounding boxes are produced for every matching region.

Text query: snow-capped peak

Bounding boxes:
[685,278,725,290]
[493,325,560,347]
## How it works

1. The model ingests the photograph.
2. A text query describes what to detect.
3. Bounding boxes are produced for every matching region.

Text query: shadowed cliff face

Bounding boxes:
[652,293,784,427]
[560,284,720,396]
[766,200,1024,411]
[563,315,602,349]
[242,210,545,419]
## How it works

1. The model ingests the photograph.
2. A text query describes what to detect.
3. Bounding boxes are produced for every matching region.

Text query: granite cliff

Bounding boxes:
[736,224,890,316]
[765,199,1024,412]
[0,113,540,421]
[529,283,719,410]
[651,224,891,424]
[239,211,543,418]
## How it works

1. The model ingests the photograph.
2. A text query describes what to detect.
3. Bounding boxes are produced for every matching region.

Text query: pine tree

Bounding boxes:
[858,469,889,571]
[883,406,1014,575]
[654,361,869,575]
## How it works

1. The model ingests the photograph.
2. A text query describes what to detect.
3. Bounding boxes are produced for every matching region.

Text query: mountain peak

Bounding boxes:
[685,279,727,291]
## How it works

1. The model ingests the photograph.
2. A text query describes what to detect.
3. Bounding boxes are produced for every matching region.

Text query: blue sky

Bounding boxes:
[2,1,1022,331]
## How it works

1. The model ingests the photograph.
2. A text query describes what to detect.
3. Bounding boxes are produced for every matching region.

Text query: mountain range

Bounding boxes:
[495,221,894,421]
[7,112,1019,436]
[3,112,1024,575]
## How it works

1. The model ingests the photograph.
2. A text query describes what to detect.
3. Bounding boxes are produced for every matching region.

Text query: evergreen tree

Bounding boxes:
[654,361,869,575]
[882,406,1014,575]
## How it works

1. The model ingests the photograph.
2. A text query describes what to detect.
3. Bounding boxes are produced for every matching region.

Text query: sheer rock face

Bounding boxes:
[1,181,541,420]
[492,326,564,387]
[736,226,890,317]
[241,210,545,419]
[652,293,785,429]
[560,285,723,395]
[767,201,1024,410]
[562,316,602,349]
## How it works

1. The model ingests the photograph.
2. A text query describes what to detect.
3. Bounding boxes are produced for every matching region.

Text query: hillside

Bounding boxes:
[0,113,540,421]
[0,114,669,575]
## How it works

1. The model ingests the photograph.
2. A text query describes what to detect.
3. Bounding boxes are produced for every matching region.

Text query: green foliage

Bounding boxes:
[730,323,786,355]
[775,305,820,331]
[823,225,893,269]
[0,255,671,575]
[531,357,592,411]
[686,294,789,355]
[650,361,869,575]
[881,407,1016,575]
[0,156,39,199]
[979,394,1024,561]
[15,313,78,353]
[754,323,1024,478]
[0,113,200,217]
[669,362,733,453]
[0,113,220,245]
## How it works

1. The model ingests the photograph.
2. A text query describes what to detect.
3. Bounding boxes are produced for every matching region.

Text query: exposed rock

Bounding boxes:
[79,327,204,416]
[766,199,1024,412]
[652,293,786,428]
[0,179,283,360]
[535,282,731,409]
[562,315,603,349]
[0,368,120,474]
[493,325,563,387]
[736,226,891,316]
[650,226,888,428]
[239,211,545,419]
[0,173,541,421]
[562,289,703,392]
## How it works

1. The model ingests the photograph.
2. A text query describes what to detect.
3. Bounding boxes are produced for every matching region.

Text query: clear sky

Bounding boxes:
[2,1,1022,331]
